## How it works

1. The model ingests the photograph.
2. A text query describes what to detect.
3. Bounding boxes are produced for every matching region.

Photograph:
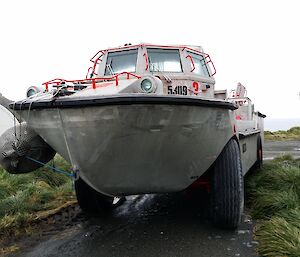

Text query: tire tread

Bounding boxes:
[211,139,243,229]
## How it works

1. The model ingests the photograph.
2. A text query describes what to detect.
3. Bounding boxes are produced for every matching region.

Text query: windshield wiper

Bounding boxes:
[150,61,171,83]
[106,61,114,75]
[149,58,160,73]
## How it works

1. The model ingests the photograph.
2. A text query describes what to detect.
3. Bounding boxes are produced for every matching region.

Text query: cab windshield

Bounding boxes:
[148,48,182,72]
[105,49,138,75]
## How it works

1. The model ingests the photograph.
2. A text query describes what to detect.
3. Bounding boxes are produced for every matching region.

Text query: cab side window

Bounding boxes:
[105,49,138,75]
[187,51,210,77]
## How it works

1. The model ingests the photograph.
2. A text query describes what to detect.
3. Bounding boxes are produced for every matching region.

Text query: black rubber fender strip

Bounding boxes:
[10,95,238,111]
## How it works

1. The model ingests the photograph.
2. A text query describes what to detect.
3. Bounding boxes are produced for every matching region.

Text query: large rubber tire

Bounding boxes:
[210,139,244,229]
[75,177,124,214]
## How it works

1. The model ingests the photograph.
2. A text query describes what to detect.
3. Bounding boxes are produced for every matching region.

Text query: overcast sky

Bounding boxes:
[0,0,299,119]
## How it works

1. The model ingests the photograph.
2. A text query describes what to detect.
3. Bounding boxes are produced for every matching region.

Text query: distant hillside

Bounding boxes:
[265,127,300,141]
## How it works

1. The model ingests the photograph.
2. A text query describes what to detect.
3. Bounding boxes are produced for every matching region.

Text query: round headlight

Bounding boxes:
[141,79,153,92]
[27,88,36,97]
[26,86,43,98]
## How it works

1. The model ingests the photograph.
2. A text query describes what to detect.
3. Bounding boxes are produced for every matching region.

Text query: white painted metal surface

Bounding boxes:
[0,105,14,136]
[21,103,234,196]
[10,44,265,196]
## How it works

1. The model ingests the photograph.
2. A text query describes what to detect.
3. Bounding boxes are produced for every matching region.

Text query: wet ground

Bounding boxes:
[7,140,299,257]
[9,193,257,257]
[264,140,300,160]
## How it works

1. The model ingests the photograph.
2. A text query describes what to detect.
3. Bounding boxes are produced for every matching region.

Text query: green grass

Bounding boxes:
[0,155,75,239]
[265,126,300,141]
[254,216,300,257]
[247,155,300,257]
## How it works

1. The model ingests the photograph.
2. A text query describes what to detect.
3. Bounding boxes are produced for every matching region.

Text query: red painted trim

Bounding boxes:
[90,50,107,62]
[186,55,195,72]
[86,67,93,79]
[92,44,209,57]
[143,52,149,71]
[205,55,217,76]
[42,72,141,90]
[91,44,209,58]
[89,44,216,77]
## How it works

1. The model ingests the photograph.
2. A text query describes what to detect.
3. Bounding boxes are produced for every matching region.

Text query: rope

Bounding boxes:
[26,156,75,178]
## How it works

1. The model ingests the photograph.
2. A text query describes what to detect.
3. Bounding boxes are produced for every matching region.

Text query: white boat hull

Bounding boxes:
[0,105,15,136]
[20,97,235,196]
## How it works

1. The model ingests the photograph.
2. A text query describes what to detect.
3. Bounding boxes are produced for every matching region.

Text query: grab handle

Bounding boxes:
[143,52,149,71]
[186,55,195,72]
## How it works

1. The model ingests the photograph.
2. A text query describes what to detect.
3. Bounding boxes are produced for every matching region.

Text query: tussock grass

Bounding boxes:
[251,188,299,219]
[247,155,300,257]
[254,217,300,257]
[265,126,300,141]
[0,155,75,239]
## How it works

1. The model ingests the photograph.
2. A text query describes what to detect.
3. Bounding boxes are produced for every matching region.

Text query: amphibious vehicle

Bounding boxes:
[0,44,265,228]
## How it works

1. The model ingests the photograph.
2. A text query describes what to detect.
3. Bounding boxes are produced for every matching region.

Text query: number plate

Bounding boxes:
[167,85,188,95]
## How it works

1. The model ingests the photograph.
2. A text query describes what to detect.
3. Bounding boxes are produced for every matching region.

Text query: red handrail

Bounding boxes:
[90,51,106,76]
[205,55,216,76]
[90,50,106,63]
[42,72,141,90]
[186,55,195,72]
[85,67,93,79]
[143,52,149,71]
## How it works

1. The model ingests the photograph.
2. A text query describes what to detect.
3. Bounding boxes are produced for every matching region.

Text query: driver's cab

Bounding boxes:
[233,98,254,121]
[228,83,258,131]
[89,44,217,98]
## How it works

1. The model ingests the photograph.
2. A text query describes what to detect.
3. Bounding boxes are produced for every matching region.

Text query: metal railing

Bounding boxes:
[42,72,141,91]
